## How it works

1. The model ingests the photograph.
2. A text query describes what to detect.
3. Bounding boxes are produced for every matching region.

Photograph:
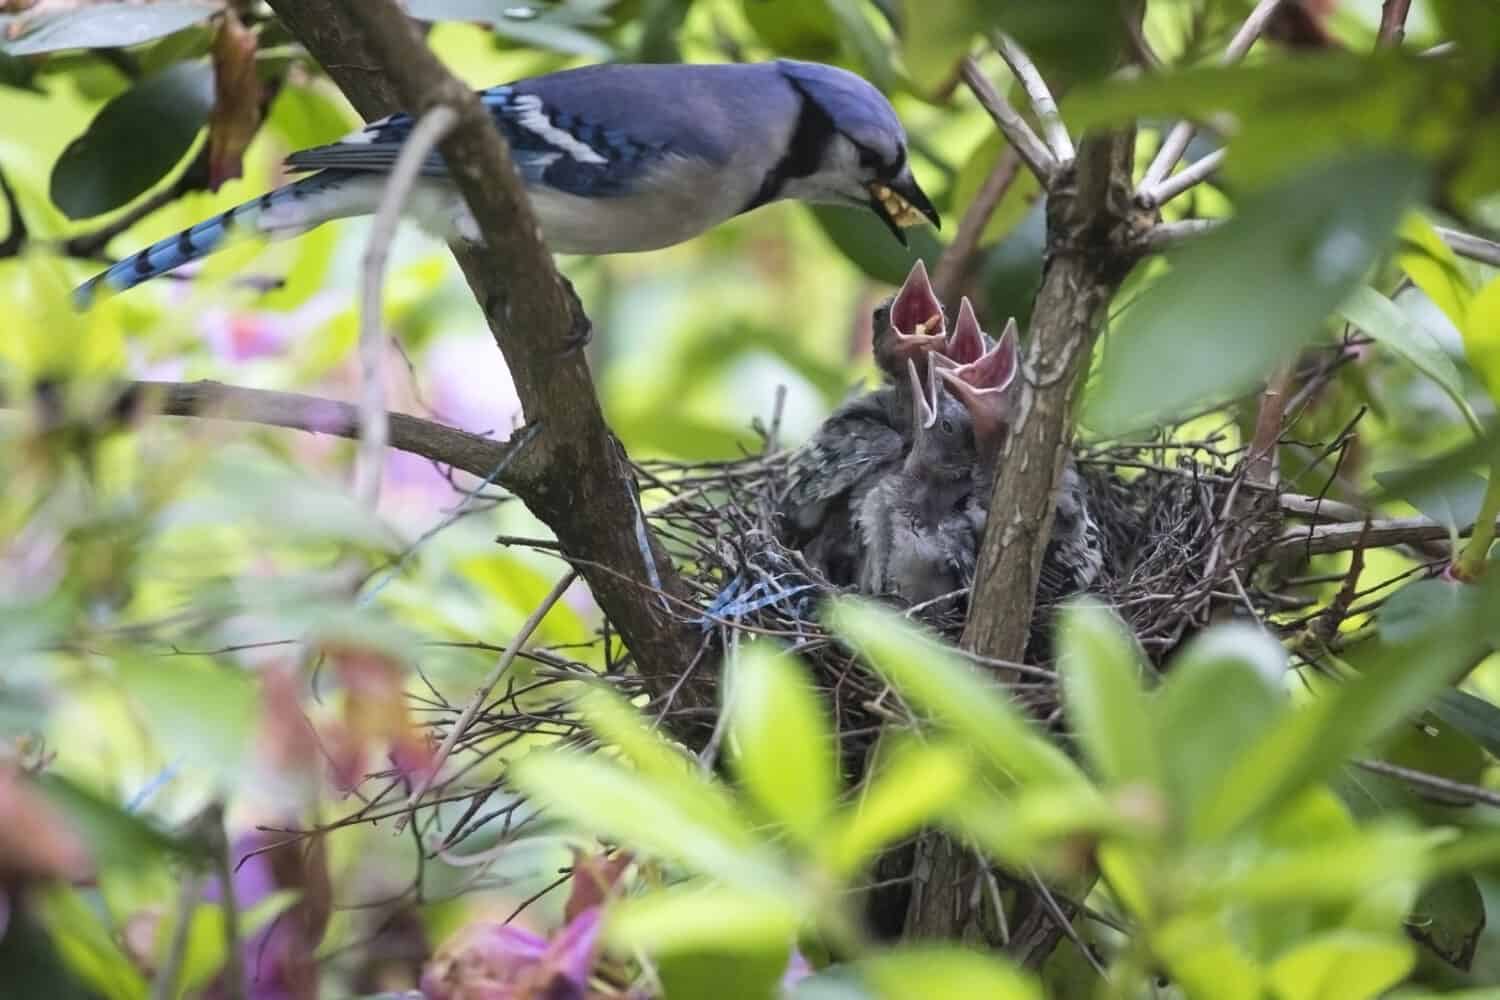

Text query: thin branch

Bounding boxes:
[1138,0,1284,193]
[1270,515,1495,557]
[961,56,1057,186]
[1434,226,1500,270]
[1137,147,1224,210]
[992,33,1073,163]
[933,147,1023,302]
[1377,0,1413,47]
[151,873,203,1000]
[1355,757,1500,809]
[357,104,457,509]
[396,569,578,832]
[1246,362,1293,487]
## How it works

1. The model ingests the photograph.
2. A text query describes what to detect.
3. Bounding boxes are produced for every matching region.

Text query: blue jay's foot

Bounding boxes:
[936,311,1020,452]
[873,260,946,381]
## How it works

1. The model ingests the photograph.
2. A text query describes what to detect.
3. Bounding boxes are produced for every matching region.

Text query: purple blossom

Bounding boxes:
[420,907,602,1000]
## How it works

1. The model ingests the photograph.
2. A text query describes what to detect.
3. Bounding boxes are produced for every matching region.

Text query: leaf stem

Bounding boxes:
[1453,460,1500,580]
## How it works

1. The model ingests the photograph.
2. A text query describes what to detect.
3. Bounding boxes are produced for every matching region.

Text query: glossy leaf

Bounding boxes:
[899,0,983,94]
[1408,874,1485,971]
[0,3,217,56]
[578,686,698,781]
[606,883,803,955]
[1432,688,1500,759]
[1086,152,1427,433]
[1337,285,1480,435]
[810,204,944,287]
[726,643,839,844]
[1373,466,1488,538]
[37,774,194,871]
[1155,915,1262,1000]
[822,737,970,875]
[1396,214,1473,334]
[1056,602,1162,789]
[827,599,1088,790]
[50,61,213,219]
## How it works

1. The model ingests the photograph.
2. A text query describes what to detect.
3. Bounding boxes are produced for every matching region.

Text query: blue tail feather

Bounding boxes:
[71,171,355,310]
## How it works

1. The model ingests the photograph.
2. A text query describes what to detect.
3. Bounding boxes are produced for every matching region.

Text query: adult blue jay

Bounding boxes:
[73,59,937,308]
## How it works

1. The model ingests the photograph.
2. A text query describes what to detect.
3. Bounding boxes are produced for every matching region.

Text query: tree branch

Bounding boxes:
[1377,0,1413,47]
[961,56,1057,186]
[261,0,703,708]
[1271,514,1492,557]
[1145,218,1500,270]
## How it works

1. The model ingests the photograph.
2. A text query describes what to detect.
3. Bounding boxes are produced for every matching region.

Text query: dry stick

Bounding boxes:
[1138,147,1224,210]
[1269,515,1499,557]
[932,147,1024,302]
[1355,757,1500,809]
[1137,0,1285,194]
[961,56,1056,185]
[1377,0,1413,47]
[993,33,1073,162]
[1143,218,1500,271]
[356,105,457,508]
[394,569,578,833]
[1435,225,1500,270]
[1246,362,1294,488]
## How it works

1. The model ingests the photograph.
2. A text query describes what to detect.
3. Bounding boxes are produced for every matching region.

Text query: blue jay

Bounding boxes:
[73,59,937,308]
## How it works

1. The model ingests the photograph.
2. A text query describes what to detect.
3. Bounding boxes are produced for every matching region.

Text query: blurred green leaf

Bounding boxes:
[857,945,1042,1000]
[822,737,969,875]
[508,749,795,896]
[1193,577,1498,839]
[1430,0,1500,60]
[0,900,97,1000]
[36,885,150,1000]
[1266,930,1415,1000]
[607,883,803,954]
[1368,431,1500,510]
[990,0,1125,84]
[951,133,1041,248]
[1209,828,1435,907]
[823,0,900,91]
[1408,874,1485,971]
[37,774,194,871]
[898,0,980,94]
[1056,602,1162,790]
[0,3,217,56]
[727,643,838,845]
[810,205,943,286]
[1086,152,1427,434]
[1374,466,1487,538]
[1376,576,1489,645]
[265,82,353,151]
[1464,276,1500,407]
[826,598,1089,790]
[658,947,794,1000]
[743,0,840,62]
[1154,914,1263,1000]
[50,61,213,220]
[577,686,697,781]
[1156,624,1287,831]
[1397,214,1473,334]
[118,656,254,788]
[1337,285,1481,435]
[408,0,615,57]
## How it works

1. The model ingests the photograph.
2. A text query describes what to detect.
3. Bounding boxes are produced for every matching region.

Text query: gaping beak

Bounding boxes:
[868,169,940,246]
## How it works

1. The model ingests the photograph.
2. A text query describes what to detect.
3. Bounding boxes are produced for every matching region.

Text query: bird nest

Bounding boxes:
[635,429,1286,749]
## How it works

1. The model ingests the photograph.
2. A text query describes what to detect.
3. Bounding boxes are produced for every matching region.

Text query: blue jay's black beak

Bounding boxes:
[868,172,940,246]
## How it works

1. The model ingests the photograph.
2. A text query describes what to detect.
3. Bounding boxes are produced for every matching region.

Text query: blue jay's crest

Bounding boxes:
[74,60,938,308]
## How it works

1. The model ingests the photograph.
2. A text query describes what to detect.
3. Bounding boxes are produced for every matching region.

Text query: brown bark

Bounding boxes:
[261,0,704,708]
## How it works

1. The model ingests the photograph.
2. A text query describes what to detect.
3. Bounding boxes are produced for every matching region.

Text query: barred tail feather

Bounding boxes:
[71,170,376,310]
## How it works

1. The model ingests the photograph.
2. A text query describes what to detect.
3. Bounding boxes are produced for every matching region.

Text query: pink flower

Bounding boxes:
[420,907,602,1000]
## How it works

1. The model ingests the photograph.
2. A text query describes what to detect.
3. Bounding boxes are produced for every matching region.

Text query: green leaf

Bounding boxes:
[1267,930,1414,1000]
[899,0,982,94]
[1408,874,1485,972]
[1209,828,1436,907]
[810,204,944,287]
[826,599,1089,790]
[50,61,213,220]
[1373,467,1487,538]
[742,0,840,62]
[407,0,615,58]
[1056,602,1162,789]
[1433,688,1500,759]
[1193,578,1498,839]
[1337,285,1481,435]
[606,883,803,955]
[950,133,1042,248]
[118,656,255,788]
[1155,914,1263,1000]
[35,885,149,1000]
[37,774,196,871]
[726,643,839,844]
[0,901,98,1000]
[857,945,1042,1000]
[823,0,900,92]
[658,948,795,1000]
[1157,624,1288,834]
[577,686,697,782]
[0,3,217,56]
[822,737,970,875]
[1086,152,1428,434]
[1396,214,1473,334]
[1464,275,1500,407]
[508,749,793,896]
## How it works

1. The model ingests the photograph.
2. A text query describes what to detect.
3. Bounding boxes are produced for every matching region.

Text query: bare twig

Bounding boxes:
[1246,362,1293,487]
[151,873,204,1000]
[932,147,1024,301]
[356,104,457,509]
[1355,757,1500,809]
[1137,147,1224,209]
[961,56,1057,186]
[1377,0,1413,47]
[1434,226,1500,270]
[1270,515,1495,557]
[1144,218,1500,271]
[992,33,1073,163]
[395,569,578,833]
[1138,0,1284,193]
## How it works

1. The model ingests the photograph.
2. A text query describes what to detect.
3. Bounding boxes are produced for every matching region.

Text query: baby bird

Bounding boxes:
[856,360,980,605]
[779,261,947,584]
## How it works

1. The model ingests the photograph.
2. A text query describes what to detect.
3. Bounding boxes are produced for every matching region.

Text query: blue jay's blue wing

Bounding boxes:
[284,85,675,198]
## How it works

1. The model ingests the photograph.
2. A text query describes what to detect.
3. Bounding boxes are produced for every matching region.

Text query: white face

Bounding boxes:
[777,134,873,207]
